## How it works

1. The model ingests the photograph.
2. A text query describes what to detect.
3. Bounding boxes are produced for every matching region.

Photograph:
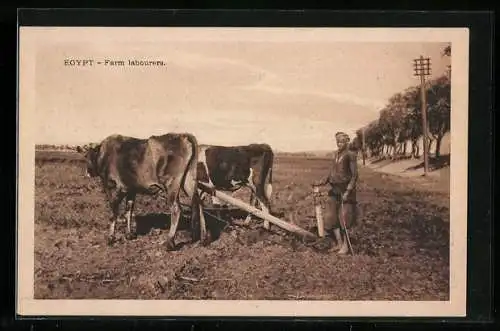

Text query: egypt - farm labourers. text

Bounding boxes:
[63,58,167,67]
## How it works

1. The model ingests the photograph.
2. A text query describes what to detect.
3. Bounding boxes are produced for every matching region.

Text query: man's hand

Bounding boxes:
[342,191,350,202]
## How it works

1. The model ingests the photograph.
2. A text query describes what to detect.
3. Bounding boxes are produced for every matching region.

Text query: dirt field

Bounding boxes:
[33,151,450,300]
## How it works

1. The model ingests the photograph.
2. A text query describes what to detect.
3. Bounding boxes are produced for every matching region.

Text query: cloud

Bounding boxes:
[241,85,385,111]
[168,50,280,88]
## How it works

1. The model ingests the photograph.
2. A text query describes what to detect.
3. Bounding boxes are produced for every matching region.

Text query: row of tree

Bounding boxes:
[36,144,76,151]
[352,45,451,160]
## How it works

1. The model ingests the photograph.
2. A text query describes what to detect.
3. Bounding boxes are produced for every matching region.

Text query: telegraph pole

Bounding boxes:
[362,127,366,165]
[413,55,432,175]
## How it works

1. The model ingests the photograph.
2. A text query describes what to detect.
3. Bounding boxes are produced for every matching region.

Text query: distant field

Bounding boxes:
[33,150,450,300]
[35,150,85,164]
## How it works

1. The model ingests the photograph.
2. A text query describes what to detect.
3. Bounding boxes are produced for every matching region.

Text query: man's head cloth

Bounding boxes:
[335,132,350,142]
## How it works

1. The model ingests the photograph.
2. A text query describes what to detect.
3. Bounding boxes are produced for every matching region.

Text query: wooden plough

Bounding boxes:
[197,181,317,240]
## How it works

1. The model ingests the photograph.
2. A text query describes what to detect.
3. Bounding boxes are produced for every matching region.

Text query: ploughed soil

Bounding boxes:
[33,151,450,300]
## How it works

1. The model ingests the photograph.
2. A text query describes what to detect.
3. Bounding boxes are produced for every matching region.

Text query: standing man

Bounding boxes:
[313,132,358,254]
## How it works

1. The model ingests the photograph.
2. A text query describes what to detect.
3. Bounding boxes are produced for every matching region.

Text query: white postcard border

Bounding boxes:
[17,27,469,317]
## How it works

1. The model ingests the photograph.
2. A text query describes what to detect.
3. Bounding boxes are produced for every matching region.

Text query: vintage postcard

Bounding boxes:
[17,26,469,317]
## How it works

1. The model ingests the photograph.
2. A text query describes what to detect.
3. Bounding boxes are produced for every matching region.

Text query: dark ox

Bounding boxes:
[197,143,274,228]
[76,133,211,250]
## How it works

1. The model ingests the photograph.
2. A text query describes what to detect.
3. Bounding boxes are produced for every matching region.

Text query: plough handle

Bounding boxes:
[313,186,325,238]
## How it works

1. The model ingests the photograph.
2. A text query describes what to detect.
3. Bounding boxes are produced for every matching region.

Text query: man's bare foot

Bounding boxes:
[338,244,349,255]
[330,243,340,251]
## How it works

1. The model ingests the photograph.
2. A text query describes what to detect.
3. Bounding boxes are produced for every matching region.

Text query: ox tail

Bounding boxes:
[181,133,200,197]
[181,133,204,239]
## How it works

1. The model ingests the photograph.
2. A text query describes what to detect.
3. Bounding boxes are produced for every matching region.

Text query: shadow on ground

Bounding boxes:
[405,154,450,172]
[134,208,253,241]
[135,213,173,235]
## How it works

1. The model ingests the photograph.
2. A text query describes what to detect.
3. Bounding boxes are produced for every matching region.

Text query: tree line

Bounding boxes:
[351,45,451,160]
[35,144,77,151]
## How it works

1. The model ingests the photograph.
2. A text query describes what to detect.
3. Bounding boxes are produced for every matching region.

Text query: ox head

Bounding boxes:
[76,143,101,178]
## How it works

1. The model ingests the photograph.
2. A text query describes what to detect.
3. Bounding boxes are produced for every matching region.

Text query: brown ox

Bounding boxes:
[197,143,274,228]
[77,133,211,250]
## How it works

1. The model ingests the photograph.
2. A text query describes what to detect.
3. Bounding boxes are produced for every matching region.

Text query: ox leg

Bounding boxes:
[255,181,273,230]
[197,199,210,246]
[190,194,202,243]
[249,187,259,208]
[165,195,181,251]
[190,187,211,246]
[255,196,271,230]
[244,184,258,225]
[106,189,126,246]
[124,192,137,240]
[189,191,210,246]
[262,182,273,230]
[249,191,255,207]
[245,169,257,224]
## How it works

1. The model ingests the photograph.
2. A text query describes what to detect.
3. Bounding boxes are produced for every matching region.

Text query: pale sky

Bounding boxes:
[32,28,451,152]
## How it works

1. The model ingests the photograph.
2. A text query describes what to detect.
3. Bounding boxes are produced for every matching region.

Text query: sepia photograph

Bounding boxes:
[17,26,469,317]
